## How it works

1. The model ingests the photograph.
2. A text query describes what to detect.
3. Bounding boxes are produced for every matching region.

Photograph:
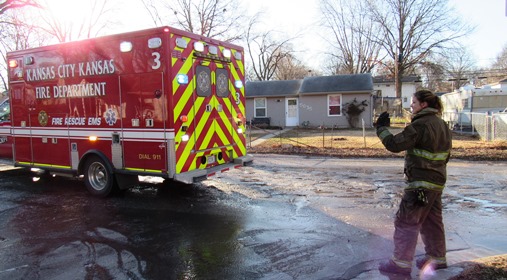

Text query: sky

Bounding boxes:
[45,0,507,69]
[238,0,507,69]
[448,0,507,67]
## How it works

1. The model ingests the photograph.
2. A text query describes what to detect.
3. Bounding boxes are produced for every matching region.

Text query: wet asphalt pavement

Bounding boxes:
[0,155,506,280]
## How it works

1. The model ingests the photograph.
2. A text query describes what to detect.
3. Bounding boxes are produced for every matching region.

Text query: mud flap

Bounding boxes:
[234,155,254,166]
[174,155,253,184]
[115,173,139,190]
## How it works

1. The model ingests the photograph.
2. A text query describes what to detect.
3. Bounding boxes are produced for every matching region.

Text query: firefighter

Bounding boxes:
[376,89,452,275]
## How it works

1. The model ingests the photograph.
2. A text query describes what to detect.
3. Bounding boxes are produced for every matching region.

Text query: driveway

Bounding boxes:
[0,156,505,279]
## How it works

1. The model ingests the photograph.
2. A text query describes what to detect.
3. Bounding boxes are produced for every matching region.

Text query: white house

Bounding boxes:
[372,75,421,109]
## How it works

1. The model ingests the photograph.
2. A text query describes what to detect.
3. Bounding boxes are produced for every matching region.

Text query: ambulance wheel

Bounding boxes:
[84,156,114,197]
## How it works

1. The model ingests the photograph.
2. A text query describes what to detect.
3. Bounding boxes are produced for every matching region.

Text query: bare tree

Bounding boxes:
[141,0,245,42]
[417,60,447,92]
[36,0,118,42]
[366,0,471,98]
[0,0,38,16]
[245,15,297,81]
[320,0,383,75]
[489,44,507,82]
[0,1,43,91]
[275,53,315,80]
[493,44,507,70]
[442,46,476,90]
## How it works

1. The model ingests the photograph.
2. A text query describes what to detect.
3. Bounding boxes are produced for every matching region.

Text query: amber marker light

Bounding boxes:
[180,115,188,122]
[89,136,98,141]
[8,60,18,68]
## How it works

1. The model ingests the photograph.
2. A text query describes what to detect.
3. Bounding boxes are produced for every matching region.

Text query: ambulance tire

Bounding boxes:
[84,155,115,197]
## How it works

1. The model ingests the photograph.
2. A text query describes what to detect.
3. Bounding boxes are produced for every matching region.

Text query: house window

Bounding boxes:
[254,98,267,117]
[462,98,469,109]
[328,94,342,116]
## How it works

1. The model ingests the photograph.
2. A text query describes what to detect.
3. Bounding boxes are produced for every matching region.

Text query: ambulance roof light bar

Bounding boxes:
[194,42,205,52]
[120,41,133,52]
[223,49,231,58]
[148,37,162,49]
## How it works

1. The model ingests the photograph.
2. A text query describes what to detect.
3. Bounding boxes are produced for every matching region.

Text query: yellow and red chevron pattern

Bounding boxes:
[170,34,246,175]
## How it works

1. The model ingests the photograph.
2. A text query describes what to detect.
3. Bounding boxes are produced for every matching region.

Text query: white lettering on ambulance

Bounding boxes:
[88,118,101,125]
[35,86,51,99]
[50,117,100,126]
[78,59,115,76]
[52,118,63,125]
[26,66,56,81]
[53,82,106,98]
[64,117,86,126]
[57,64,76,78]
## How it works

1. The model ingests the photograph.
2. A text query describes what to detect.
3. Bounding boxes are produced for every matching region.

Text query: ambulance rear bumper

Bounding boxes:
[173,155,253,184]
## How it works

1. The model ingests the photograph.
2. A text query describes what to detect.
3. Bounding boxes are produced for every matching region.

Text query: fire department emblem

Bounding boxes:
[217,73,228,96]
[197,71,210,92]
[38,110,48,126]
[105,108,117,126]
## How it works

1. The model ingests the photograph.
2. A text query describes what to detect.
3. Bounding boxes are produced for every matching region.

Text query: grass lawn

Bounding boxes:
[246,125,507,161]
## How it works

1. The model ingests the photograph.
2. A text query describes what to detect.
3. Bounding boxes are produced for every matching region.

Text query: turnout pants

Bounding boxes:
[392,188,446,266]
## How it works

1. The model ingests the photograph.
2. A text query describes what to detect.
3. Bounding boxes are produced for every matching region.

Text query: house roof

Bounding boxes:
[373,75,421,84]
[246,80,302,97]
[299,73,373,94]
[246,73,373,97]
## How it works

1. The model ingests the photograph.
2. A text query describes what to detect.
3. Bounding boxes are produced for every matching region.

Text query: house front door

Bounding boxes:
[285,98,299,126]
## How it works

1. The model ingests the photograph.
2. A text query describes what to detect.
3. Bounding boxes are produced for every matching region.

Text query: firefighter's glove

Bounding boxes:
[415,188,428,206]
[375,112,390,129]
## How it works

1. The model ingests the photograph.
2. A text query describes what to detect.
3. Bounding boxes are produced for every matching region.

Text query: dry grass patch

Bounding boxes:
[247,127,507,161]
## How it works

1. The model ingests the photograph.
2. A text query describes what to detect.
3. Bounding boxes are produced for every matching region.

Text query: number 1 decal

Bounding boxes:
[152,52,161,69]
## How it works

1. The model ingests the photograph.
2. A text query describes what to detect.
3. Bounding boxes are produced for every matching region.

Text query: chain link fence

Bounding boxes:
[443,111,507,141]
[246,121,387,150]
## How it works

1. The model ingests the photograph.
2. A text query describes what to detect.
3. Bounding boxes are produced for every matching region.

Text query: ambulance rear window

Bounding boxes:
[196,66,211,97]
[216,68,230,98]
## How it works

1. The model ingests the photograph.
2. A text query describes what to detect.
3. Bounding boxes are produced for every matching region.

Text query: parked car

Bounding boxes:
[0,98,12,159]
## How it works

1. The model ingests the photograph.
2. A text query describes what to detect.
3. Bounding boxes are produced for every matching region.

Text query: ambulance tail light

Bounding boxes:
[180,115,189,132]
[237,113,245,125]
[8,59,18,68]
[89,136,98,142]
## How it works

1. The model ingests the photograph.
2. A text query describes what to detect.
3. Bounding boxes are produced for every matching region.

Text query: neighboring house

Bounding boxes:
[441,82,507,126]
[245,73,374,128]
[372,75,421,109]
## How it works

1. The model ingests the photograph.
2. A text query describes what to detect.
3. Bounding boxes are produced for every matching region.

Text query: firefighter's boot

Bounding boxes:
[378,259,411,275]
[416,255,447,270]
